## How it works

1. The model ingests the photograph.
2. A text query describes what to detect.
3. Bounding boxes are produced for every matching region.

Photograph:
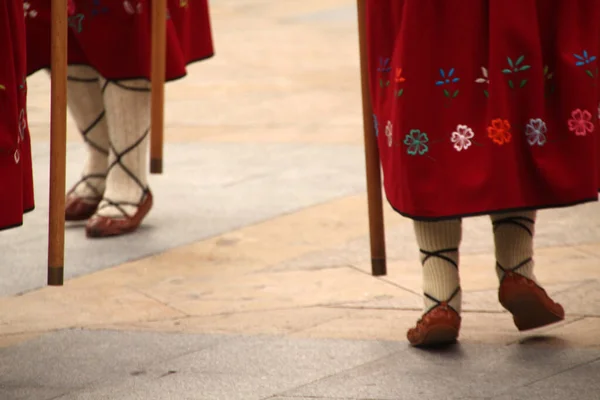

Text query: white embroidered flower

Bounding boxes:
[475,67,489,84]
[18,109,27,142]
[24,2,38,18]
[525,118,547,146]
[385,121,393,147]
[597,102,600,120]
[123,0,143,14]
[451,125,475,151]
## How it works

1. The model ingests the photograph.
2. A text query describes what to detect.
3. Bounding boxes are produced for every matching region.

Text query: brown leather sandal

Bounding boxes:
[407,288,461,347]
[65,174,105,221]
[85,190,153,238]
[492,214,565,331]
[499,270,565,331]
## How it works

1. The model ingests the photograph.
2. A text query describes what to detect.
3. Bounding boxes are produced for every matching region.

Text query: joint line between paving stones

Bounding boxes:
[47,391,75,400]
[504,315,587,347]
[79,304,346,332]
[549,279,597,297]
[267,350,406,399]
[46,334,238,400]
[126,285,191,317]
[3,193,371,299]
[490,353,600,398]
[263,396,390,400]
[346,263,422,297]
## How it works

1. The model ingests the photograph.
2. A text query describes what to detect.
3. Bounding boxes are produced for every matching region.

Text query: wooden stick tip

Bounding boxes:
[47,267,64,286]
[371,258,387,276]
[150,159,163,174]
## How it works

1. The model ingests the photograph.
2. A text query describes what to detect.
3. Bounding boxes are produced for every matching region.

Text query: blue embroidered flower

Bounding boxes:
[377,57,391,73]
[435,69,460,86]
[403,130,429,155]
[90,0,109,16]
[525,118,547,146]
[574,50,597,66]
[574,51,599,79]
[373,114,379,137]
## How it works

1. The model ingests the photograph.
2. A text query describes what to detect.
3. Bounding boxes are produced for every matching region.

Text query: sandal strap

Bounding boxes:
[67,74,109,156]
[67,173,106,200]
[492,215,534,237]
[99,80,151,219]
[493,215,535,282]
[497,257,534,283]
[420,247,459,269]
[96,188,150,219]
[420,247,461,315]
[423,287,461,315]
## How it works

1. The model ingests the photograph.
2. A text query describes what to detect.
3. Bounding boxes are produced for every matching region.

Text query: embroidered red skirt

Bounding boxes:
[25,0,214,81]
[0,2,34,230]
[367,0,600,220]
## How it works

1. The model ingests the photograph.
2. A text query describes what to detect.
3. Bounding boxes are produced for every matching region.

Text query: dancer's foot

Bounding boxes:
[407,303,461,347]
[85,191,153,238]
[65,193,102,221]
[499,272,565,331]
[64,175,105,221]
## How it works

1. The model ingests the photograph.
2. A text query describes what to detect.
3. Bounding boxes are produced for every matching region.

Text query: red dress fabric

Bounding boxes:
[25,0,214,81]
[0,1,34,230]
[367,0,600,220]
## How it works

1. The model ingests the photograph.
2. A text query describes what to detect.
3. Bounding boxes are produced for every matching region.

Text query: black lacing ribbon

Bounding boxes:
[94,81,150,218]
[420,247,460,315]
[492,216,534,282]
[66,74,109,201]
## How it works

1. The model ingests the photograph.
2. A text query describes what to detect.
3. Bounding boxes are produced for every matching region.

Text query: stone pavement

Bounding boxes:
[1,1,600,399]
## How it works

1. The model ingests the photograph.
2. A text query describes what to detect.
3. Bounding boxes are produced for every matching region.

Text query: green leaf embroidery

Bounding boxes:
[452,90,459,98]
[397,88,404,97]
[586,70,594,78]
[484,90,489,98]
[444,89,450,98]
[508,80,514,89]
[520,79,528,88]
[515,55,525,66]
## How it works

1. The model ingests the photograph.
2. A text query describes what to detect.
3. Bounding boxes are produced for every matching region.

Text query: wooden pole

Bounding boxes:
[357,0,386,276]
[48,0,68,286]
[150,0,167,174]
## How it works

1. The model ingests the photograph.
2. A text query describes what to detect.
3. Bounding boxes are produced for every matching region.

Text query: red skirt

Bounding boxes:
[367,0,600,220]
[0,2,34,230]
[25,0,214,81]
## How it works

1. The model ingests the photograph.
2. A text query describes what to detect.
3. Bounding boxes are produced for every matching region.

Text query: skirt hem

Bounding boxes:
[387,195,599,221]
[26,53,215,82]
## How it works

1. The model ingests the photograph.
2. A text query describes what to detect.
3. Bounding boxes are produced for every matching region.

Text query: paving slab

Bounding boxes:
[284,343,600,400]
[494,358,600,400]
[0,140,365,297]
[0,330,403,400]
[2,329,600,400]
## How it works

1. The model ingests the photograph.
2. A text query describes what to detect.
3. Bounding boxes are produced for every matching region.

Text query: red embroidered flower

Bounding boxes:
[487,119,512,145]
[568,109,594,136]
[395,68,406,84]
